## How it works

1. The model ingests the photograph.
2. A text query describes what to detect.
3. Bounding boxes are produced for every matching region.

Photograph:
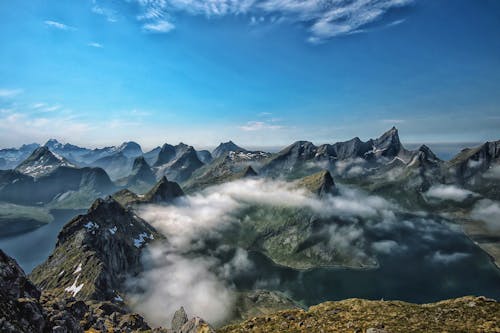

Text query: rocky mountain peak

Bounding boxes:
[132,156,148,170]
[297,170,336,197]
[117,141,143,158]
[143,176,184,203]
[242,165,258,177]
[15,146,73,177]
[372,127,401,155]
[406,144,441,170]
[30,196,162,301]
[170,307,215,333]
[44,138,62,149]
[213,141,247,158]
[19,143,40,152]
[154,143,176,166]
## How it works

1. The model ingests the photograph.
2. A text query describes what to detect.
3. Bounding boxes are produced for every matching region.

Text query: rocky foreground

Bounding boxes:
[219,297,500,333]
[2,246,499,333]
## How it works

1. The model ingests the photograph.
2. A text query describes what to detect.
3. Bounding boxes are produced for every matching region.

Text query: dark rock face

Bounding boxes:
[154,143,177,166]
[0,249,46,333]
[262,141,318,175]
[212,141,247,159]
[143,176,184,203]
[447,140,500,184]
[242,165,258,178]
[367,126,403,159]
[261,127,415,177]
[30,197,162,301]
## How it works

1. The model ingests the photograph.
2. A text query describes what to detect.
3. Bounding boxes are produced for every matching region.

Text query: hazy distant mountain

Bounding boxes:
[0,143,40,169]
[0,165,115,207]
[212,140,247,159]
[153,143,176,167]
[90,152,132,180]
[15,146,75,178]
[116,141,143,158]
[196,150,213,164]
[116,156,157,193]
[154,143,204,183]
[143,146,161,165]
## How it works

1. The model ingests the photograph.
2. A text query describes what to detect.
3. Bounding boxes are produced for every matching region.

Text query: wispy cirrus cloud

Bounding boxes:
[44,20,74,30]
[88,42,104,48]
[91,1,119,22]
[0,88,23,98]
[142,19,175,33]
[239,120,283,131]
[91,0,414,40]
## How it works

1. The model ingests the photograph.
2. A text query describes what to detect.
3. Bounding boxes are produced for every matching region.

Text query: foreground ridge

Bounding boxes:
[218,296,500,333]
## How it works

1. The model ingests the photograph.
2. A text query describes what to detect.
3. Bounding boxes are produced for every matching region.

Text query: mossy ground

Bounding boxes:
[218,296,500,333]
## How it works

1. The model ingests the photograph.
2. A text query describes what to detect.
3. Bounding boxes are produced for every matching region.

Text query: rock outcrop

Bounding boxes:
[30,197,162,301]
[297,170,336,196]
[0,249,47,333]
[170,307,215,333]
[219,296,500,333]
[142,176,184,203]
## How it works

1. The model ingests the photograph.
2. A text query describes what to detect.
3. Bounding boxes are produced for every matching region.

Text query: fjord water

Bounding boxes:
[231,216,500,305]
[0,209,84,273]
[1,208,499,305]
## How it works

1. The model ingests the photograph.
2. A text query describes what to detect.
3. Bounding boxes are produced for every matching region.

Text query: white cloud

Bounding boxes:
[381,119,405,124]
[0,89,23,98]
[430,251,470,264]
[0,112,91,147]
[387,18,406,27]
[143,19,175,32]
[372,240,407,254]
[425,185,477,202]
[483,165,500,179]
[471,199,500,231]
[128,246,235,327]
[44,20,74,30]
[239,120,283,131]
[92,4,118,22]
[88,42,104,48]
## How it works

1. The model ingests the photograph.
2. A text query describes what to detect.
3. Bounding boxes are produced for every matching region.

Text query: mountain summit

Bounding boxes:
[212,141,247,159]
[15,146,74,177]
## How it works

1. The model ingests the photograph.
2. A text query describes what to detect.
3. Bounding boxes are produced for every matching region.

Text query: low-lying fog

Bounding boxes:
[129,178,500,327]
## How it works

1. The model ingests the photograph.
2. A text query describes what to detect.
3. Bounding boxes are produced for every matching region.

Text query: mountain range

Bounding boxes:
[1,127,500,332]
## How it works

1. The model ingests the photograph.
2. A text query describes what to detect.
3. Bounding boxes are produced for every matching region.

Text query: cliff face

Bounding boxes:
[30,197,162,301]
[218,296,500,333]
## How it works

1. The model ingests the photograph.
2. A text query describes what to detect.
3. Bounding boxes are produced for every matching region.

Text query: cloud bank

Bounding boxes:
[471,199,500,231]
[132,179,396,326]
[130,177,480,327]
[425,185,477,202]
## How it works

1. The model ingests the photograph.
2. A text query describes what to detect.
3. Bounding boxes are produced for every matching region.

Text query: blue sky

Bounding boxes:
[0,0,499,150]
